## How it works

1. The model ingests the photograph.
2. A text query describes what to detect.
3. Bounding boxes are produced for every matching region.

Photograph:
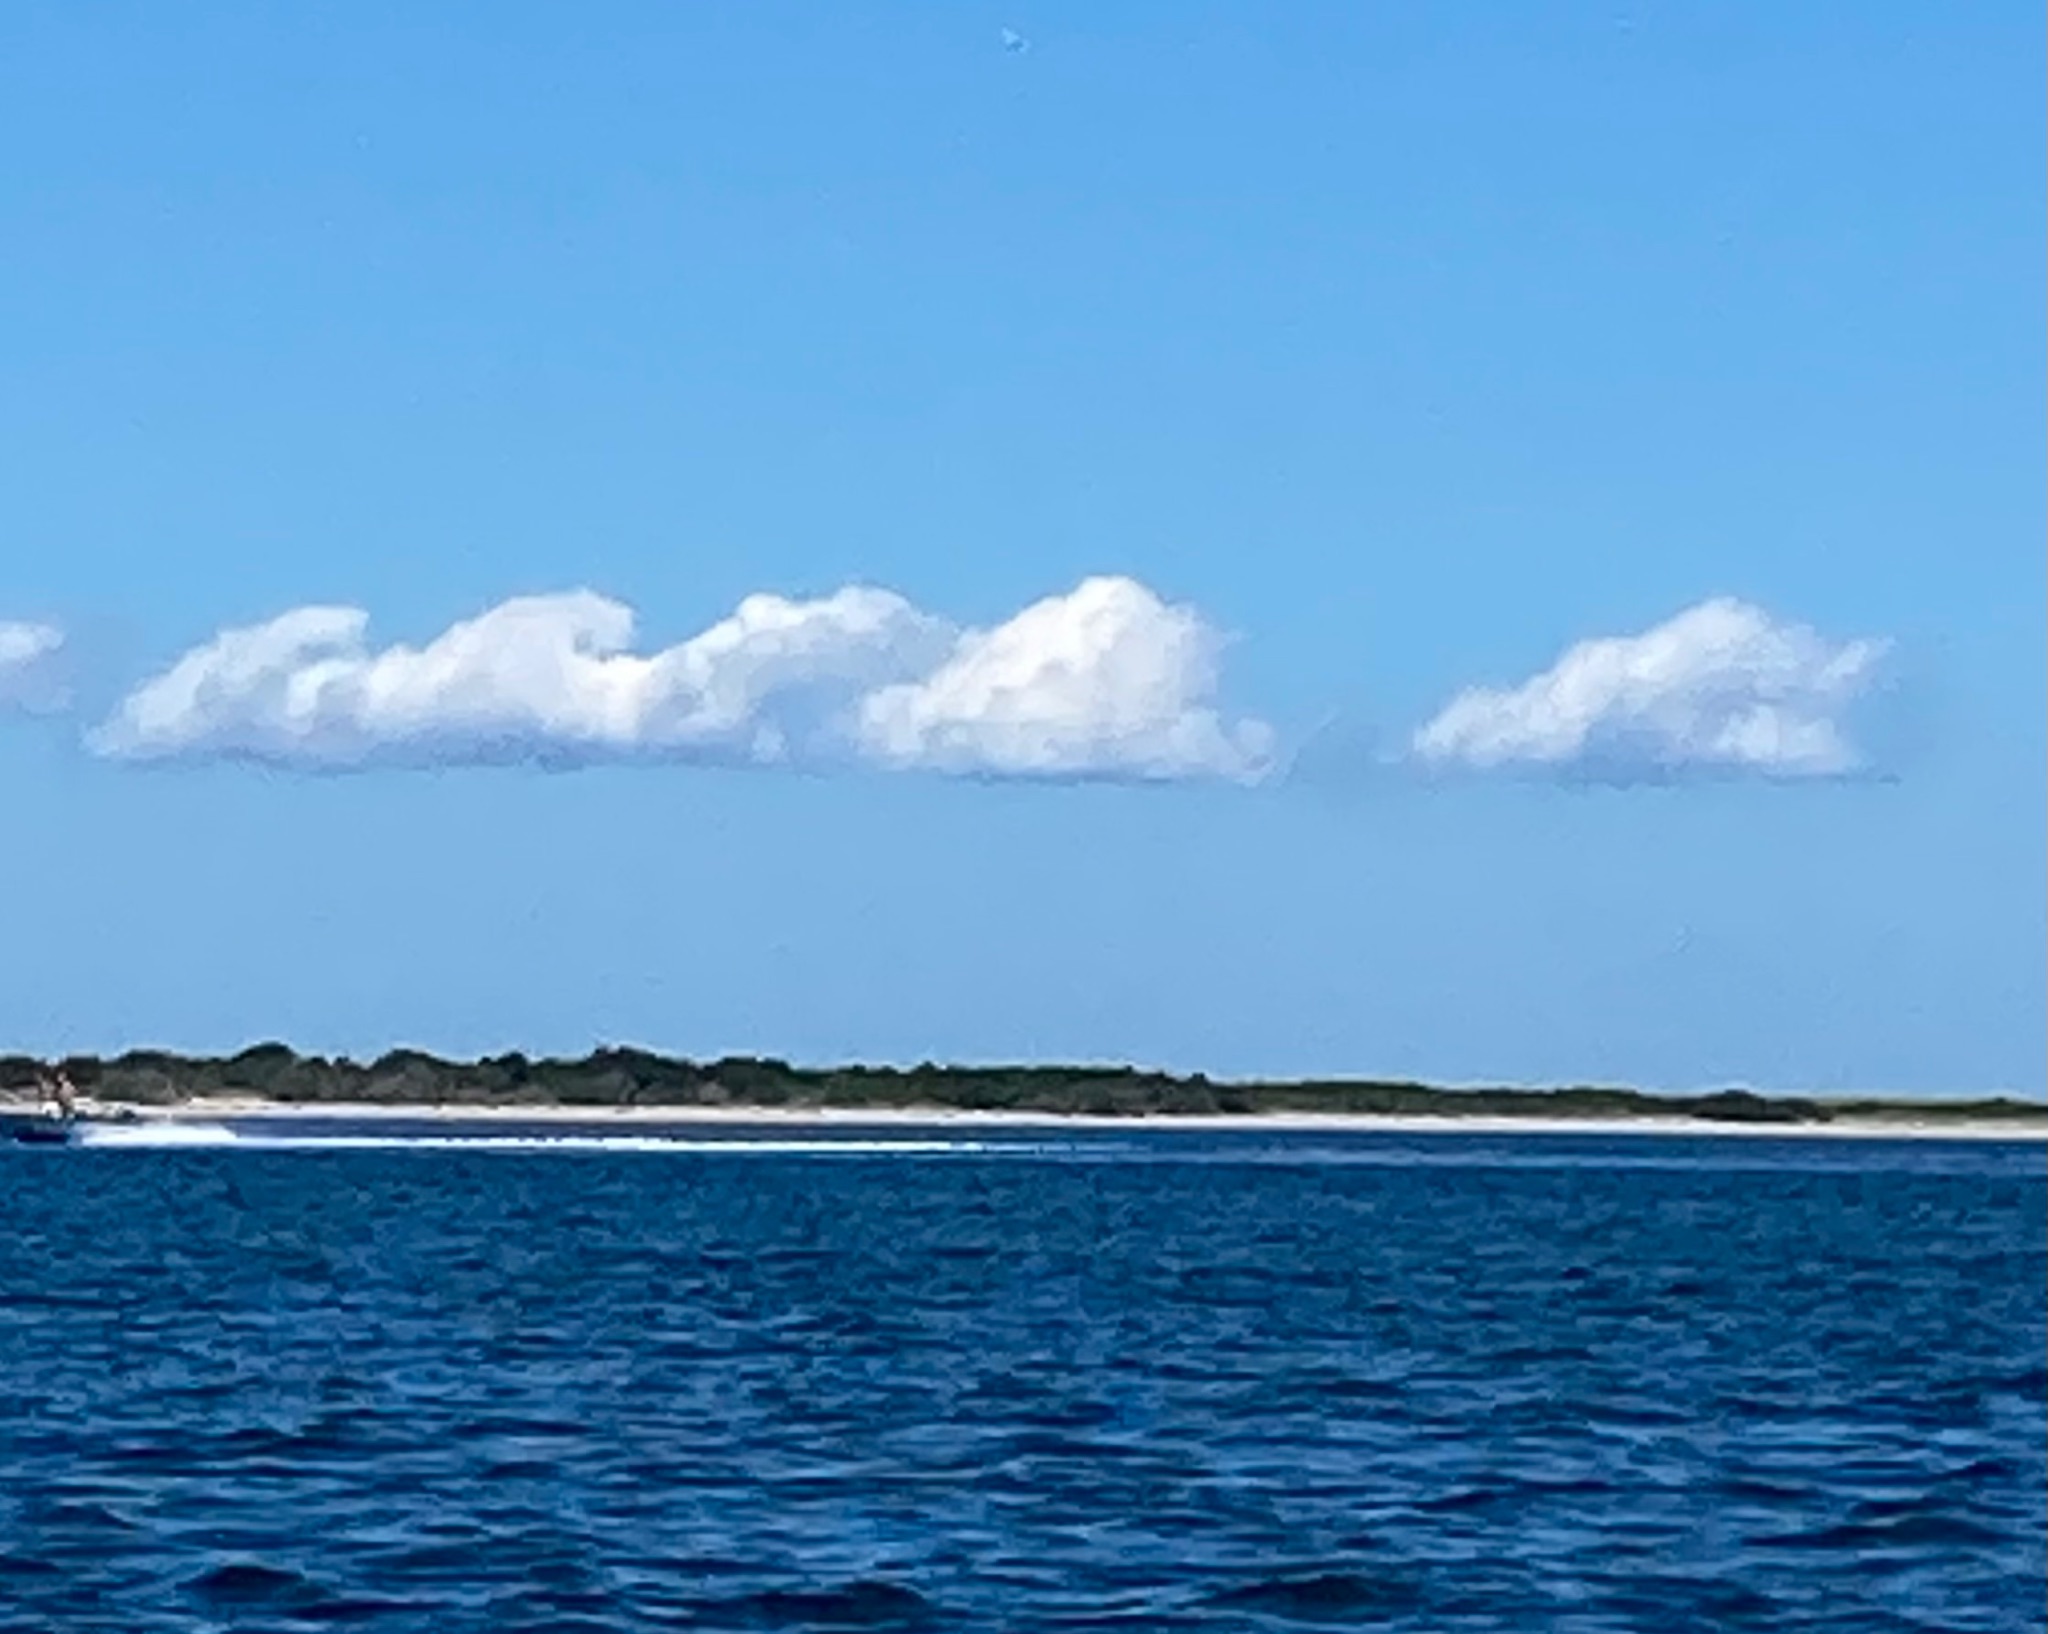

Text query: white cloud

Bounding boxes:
[859,577,1271,782]
[91,578,1271,782]
[89,587,945,767]
[1411,598,1889,781]
[0,620,66,712]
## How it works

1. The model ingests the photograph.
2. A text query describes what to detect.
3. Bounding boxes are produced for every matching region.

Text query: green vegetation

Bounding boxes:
[2,1044,2043,1126]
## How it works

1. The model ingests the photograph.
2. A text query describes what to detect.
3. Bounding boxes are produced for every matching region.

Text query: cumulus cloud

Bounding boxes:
[1410,598,1889,781]
[858,577,1272,783]
[91,577,1271,783]
[89,588,945,767]
[0,620,66,713]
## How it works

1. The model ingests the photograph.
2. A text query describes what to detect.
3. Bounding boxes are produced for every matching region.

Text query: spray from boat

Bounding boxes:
[8,1109,1017,1155]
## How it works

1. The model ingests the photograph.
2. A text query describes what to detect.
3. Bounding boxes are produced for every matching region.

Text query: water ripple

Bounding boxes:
[0,1130,2039,1631]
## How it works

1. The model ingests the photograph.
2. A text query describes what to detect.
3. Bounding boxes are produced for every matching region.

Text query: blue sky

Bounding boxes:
[2,3,2041,1093]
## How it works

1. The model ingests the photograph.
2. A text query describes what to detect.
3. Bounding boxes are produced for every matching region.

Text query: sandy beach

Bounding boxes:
[31,1098,2045,1141]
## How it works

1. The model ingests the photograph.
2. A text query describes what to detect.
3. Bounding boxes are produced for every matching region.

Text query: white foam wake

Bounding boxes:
[229,1135,994,1154]
[68,1126,1009,1156]
[73,1121,242,1148]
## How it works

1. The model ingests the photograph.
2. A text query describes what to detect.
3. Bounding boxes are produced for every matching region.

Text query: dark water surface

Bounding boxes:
[1,1128,2041,1632]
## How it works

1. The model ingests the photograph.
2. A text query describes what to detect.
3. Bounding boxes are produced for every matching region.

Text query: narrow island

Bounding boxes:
[2,1044,2042,1132]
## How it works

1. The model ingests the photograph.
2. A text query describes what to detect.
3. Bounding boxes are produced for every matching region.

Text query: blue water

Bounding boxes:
[0,1127,2041,1632]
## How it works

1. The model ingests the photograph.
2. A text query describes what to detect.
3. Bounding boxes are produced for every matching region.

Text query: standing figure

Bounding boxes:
[38,1067,78,1121]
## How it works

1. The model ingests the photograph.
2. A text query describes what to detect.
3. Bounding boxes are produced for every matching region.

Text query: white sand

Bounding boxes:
[40,1098,2047,1141]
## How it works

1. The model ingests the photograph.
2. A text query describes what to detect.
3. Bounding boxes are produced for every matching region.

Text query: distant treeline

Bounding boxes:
[1,1044,2042,1125]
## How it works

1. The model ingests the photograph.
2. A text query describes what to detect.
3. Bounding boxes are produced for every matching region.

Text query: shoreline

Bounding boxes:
[26,1098,2047,1142]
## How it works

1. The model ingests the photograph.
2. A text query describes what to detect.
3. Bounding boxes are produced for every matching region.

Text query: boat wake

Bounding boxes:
[66,1123,1015,1156]
[230,1135,1002,1154]
[72,1121,242,1148]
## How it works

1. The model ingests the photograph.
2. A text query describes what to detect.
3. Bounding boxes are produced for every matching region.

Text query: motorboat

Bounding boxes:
[1,1106,139,1146]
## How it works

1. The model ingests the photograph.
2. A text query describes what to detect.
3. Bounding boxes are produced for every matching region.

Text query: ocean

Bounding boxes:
[1,1125,2041,1631]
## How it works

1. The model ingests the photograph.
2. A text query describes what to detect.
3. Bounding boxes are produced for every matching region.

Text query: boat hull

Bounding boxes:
[0,1112,98,1146]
